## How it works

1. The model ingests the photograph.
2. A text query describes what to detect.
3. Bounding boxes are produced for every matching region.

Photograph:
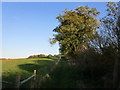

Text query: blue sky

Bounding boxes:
[2,2,109,58]
[2,0,119,2]
[0,2,2,58]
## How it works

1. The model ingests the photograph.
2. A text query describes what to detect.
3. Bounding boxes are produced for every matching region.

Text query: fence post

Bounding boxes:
[34,70,36,80]
[14,74,21,89]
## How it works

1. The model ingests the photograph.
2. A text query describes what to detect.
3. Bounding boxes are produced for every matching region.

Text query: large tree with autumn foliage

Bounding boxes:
[50,6,100,63]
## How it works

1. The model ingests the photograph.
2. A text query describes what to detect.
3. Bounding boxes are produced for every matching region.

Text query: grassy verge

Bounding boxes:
[36,60,104,88]
[34,61,76,88]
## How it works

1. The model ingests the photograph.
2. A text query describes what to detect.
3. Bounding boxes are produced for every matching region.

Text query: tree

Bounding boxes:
[97,2,120,88]
[47,54,53,58]
[50,5,100,64]
[28,54,47,58]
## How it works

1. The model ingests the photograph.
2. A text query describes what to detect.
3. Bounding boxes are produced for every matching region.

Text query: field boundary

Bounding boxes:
[37,56,61,87]
[2,70,36,89]
[2,56,62,89]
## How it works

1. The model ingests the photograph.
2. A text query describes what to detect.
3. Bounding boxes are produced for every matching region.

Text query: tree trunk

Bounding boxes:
[113,14,120,88]
[113,58,120,88]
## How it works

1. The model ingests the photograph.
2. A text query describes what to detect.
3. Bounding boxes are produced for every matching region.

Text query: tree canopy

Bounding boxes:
[50,5,100,58]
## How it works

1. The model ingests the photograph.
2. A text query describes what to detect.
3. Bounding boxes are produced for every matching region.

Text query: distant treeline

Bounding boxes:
[28,54,60,58]
[0,58,7,60]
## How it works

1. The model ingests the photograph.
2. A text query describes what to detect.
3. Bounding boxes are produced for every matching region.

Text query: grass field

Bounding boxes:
[2,57,99,88]
[2,58,55,88]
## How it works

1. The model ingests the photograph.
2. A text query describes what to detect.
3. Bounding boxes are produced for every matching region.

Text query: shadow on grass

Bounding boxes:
[18,60,53,74]
[18,64,42,72]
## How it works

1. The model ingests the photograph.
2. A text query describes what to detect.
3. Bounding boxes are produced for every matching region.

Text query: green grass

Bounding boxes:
[40,61,76,88]
[2,57,103,88]
[2,58,55,88]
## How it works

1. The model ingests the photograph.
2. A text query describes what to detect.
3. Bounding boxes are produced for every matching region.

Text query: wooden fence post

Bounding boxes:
[34,70,36,80]
[14,74,21,89]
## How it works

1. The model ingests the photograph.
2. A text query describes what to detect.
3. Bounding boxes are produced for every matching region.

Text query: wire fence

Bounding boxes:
[2,56,62,89]
[2,70,36,89]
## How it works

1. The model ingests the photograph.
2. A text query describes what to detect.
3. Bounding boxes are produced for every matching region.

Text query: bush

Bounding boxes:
[28,54,47,58]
